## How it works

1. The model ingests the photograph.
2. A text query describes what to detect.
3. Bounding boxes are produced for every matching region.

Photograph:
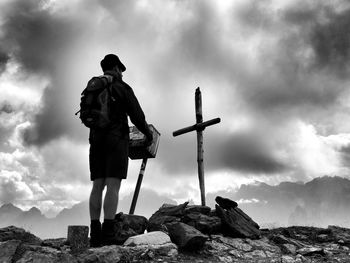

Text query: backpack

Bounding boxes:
[76,75,116,129]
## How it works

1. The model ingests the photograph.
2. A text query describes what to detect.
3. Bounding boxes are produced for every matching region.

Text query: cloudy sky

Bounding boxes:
[1,0,350,217]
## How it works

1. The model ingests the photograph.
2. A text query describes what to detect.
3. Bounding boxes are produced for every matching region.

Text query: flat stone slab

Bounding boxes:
[123,231,172,246]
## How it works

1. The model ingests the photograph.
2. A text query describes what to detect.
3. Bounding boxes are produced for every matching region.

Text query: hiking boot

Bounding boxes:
[101,219,121,245]
[90,220,102,248]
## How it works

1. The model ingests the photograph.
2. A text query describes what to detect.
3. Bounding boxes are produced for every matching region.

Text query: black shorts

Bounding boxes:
[89,132,129,181]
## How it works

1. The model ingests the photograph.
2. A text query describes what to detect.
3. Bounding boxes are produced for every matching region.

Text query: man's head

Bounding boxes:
[100,54,126,73]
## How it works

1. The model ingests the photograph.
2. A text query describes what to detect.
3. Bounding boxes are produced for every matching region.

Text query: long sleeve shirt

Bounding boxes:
[90,71,152,141]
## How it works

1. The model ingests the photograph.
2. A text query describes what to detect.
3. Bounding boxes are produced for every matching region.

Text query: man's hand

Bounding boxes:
[145,132,153,147]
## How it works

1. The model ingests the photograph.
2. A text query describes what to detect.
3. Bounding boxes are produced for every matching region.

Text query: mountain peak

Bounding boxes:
[0,203,23,213]
[24,207,42,216]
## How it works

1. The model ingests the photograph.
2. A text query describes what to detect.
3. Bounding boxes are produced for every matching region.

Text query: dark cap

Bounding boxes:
[100,54,126,72]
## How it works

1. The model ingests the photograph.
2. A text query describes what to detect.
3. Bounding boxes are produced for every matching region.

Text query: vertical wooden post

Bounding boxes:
[67,225,89,251]
[195,88,206,206]
[129,158,148,215]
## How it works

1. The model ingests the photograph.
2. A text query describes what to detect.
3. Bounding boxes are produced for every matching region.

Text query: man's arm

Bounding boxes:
[123,85,153,142]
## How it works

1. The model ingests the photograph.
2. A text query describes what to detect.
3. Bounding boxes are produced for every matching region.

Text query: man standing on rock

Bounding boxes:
[88,54,153,247]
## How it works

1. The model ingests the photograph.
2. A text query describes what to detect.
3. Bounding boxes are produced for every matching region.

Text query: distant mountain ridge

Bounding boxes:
[208,175,350,228]
[2,176,350,238]
[0,188,177,239]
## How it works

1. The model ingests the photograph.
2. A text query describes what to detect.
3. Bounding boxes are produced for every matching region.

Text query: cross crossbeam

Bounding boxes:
[173,87,221,206]
[173,118,221,137]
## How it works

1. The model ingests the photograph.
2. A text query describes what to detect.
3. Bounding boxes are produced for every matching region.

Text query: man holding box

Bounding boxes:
[89,54,153,247]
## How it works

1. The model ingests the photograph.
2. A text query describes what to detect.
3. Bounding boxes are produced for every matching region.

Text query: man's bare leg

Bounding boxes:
[89,178,106,220]
[89,178,106,247]
[103,177,122,219]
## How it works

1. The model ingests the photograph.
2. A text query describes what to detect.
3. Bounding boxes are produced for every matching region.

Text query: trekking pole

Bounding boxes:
[129,158,148,215]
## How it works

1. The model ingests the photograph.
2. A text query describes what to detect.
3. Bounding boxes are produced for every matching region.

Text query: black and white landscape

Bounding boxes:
[1,176,349,239]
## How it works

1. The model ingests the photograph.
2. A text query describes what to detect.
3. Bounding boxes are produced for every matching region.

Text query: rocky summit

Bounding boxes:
[1,197,350,262]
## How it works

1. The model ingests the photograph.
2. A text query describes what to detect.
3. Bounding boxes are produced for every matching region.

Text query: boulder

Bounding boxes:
[77,245,122,263]
[42,238,68,250]
[215,196,238,210]
[115,213,148,235]
[147,202,189,233]
[166,222,208,250]
[124,231,172,246]
[0,226,41,245]
[112,213,148,244]
[0,240,21,263]
[152,202,189,217]
[281,244,297,255]
[181,212,221,235]
[148,215,180,232]
[114,226,137,245]
[216,205,260,239]
[269,234,306,249]
[184,205,211,215]
[79,242,178,262]
[16,245,77,263]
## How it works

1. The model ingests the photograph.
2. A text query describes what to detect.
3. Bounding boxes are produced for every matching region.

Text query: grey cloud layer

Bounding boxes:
[1,0,350,177]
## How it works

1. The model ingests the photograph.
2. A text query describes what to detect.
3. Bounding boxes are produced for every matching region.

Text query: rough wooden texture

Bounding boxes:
[129,158,147,214]
[195,87,205,206]
[166,222,208,250]
[67,225,89,251]
[172,88,221,207]
[215,205,261,239]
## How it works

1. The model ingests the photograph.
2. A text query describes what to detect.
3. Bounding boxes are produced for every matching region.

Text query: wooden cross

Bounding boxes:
[173,87,221,206]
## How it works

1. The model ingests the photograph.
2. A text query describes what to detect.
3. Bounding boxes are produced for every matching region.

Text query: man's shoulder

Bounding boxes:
[111,79,133,92]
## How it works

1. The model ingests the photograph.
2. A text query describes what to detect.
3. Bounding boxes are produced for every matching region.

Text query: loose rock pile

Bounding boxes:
[144,196,260,250]
[1,197,350,262]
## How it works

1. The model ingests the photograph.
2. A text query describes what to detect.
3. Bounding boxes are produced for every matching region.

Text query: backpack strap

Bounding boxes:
[99,75,113,84]
[99,75,116,102]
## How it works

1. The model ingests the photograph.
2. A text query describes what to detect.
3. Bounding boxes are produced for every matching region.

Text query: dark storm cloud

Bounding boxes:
[337,144,350,169]
[159,128,288,175]
[0,51,10,74]
[227,1,350,115]
[0,0,85,145]
[23,85,68,145]
[0,102,13,114]
[0,0,159,146]
[147,0,350,176]
[2,0,350,176]
[208,131,288,174]
[283,2,350,77]
[155,0,346,175]
[310,9,350,76]
[0,0,79,74]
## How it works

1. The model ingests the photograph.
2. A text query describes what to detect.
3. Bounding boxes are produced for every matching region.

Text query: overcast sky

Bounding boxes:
[1,0,350,217]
